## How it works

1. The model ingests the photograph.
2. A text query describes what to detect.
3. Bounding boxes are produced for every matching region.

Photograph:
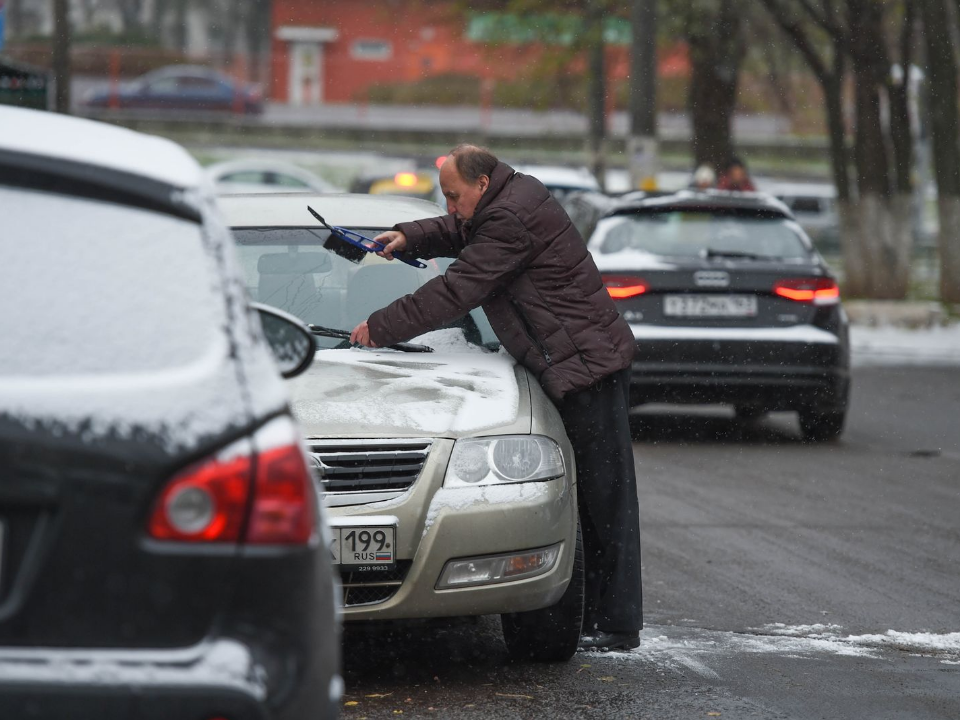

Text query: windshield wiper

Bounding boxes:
[308,324,433,353]
[703,248,774,261]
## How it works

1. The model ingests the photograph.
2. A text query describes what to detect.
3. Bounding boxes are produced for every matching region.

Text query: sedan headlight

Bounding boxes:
[444,435,565,488]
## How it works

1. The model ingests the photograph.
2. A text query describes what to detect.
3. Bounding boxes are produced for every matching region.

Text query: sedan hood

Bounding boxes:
[288,348,530,439]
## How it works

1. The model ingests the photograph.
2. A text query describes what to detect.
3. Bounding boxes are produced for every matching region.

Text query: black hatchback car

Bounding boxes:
[0,107,339,718]
[588,191,850,441]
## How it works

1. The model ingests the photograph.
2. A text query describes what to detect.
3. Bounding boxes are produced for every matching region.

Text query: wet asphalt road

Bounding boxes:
[339,365,960,719]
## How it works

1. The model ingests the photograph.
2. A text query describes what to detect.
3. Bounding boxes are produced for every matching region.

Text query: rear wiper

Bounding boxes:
[309,324,433,353]
[703,248,774,261]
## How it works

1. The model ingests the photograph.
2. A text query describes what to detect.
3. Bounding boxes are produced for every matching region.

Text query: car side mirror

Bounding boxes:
[251,302,316,379]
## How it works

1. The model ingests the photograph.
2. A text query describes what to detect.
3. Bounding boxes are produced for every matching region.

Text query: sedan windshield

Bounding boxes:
[593,212,812,260]
[232,227,495,350]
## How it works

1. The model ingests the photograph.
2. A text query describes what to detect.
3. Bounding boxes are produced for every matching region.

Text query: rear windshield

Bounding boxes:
[232,227,497,350]
[592,211,812,260]
[0,186,223,377]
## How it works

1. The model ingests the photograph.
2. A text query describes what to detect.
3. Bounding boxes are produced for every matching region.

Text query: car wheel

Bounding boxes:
[500,522,584,663]
[798,408,846,442]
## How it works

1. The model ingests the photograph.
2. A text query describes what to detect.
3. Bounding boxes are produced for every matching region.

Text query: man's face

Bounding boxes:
[439,158,489,221]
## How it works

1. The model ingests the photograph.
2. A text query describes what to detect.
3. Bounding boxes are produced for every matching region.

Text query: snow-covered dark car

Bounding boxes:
[588,190,851,441]
[0,107,339,718]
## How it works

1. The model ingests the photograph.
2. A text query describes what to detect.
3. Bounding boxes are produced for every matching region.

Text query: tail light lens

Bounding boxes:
[147,440,252,543]
[147,417,315,545]
[602,275,649,299]
[773,278,840,305]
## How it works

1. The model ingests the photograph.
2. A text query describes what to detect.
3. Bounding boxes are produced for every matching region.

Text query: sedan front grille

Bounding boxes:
[308,439,432,493]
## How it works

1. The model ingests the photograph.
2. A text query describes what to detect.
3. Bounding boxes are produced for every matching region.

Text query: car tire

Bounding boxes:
[500,522,584,663]
[798,408,846,442]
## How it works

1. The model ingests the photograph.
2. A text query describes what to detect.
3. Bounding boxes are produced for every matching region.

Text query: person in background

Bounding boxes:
[690,164,716,190]
[350,144,644,652]
[717,156,757,192]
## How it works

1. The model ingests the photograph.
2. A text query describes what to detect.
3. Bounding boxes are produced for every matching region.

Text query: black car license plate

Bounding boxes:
[664,294,758,317]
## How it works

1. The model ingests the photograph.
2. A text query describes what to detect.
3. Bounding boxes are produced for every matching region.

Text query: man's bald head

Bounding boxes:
[447,144,499,183]
[439,144,498,220]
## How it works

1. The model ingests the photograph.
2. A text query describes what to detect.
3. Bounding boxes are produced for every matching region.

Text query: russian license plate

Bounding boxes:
[664,294,758,317]
[331,523,396,570]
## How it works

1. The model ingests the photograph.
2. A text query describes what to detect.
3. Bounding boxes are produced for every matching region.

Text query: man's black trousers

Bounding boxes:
[556,367,643,634]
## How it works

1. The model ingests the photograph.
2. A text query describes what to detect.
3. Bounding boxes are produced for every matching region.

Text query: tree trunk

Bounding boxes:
[923,0,960,303]
[885,80,915,299]
[687,0,745,171]
[173,0,189,54]
[118,0,143,35]
[849,0,895,297]
[628,0,658,190]
[837,199,866,292]
[52,0,71,114]
[8,0,24,38]
[585,2,607,190]
[245,0,272,85]
[823,73,851,202]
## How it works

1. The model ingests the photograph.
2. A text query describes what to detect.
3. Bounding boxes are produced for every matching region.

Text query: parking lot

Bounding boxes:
[338,364,960,719]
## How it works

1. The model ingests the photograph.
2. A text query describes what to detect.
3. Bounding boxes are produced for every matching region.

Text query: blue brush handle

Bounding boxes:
[307,205,427,269]
[332,227,427,269]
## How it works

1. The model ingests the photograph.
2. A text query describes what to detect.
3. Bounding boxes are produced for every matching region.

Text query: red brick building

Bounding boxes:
[269,0,686,106]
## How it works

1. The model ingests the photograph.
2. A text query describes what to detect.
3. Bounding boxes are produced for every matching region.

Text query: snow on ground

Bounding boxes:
[851,322,960,366]
[593,624,960,675]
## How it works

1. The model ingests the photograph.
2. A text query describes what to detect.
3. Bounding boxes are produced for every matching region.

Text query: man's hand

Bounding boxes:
[372,230,408,260]
[350,320,378,347]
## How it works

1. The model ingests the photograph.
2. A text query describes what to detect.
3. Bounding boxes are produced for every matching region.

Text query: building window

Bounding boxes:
[351,39,392,61]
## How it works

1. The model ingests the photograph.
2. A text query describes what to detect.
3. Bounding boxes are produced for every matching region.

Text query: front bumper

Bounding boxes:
[327,439,578,622]
[628,323,850,411]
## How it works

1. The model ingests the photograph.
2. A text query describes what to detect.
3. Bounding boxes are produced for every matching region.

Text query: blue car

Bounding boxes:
[83,64,263,115]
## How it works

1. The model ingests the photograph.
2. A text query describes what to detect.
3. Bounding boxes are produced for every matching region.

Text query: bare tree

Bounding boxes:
[760,0,915,299]
[758,0,860,288]
[921,0,960,303]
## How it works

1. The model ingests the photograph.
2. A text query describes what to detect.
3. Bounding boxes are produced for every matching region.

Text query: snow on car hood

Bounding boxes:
[288,344,522,438]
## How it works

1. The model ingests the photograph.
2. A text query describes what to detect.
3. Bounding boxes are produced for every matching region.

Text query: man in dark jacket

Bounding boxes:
[350,144,642,651]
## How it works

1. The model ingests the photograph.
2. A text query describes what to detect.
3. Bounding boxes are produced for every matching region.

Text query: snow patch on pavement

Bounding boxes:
[588,624,960,677]
[851,323,960,366]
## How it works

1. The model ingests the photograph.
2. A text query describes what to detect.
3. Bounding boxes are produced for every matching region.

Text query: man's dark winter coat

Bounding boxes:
[367,162,635,401]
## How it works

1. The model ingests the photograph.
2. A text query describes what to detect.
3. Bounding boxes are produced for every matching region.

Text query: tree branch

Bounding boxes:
[797,0,847,42]
[759,0,830,83]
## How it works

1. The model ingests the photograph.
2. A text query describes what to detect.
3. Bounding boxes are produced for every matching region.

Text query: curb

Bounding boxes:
[844,301,945,329]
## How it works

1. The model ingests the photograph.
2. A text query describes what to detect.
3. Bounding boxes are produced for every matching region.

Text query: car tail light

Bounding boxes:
[773,278,840,305]
[602,275,649,299]
[147,417,315,545]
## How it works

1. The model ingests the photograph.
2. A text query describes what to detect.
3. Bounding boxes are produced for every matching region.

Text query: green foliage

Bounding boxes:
[363,74,482,105]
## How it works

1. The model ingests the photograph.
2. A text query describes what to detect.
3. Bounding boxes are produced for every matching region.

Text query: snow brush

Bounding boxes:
[307,206,427,269]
